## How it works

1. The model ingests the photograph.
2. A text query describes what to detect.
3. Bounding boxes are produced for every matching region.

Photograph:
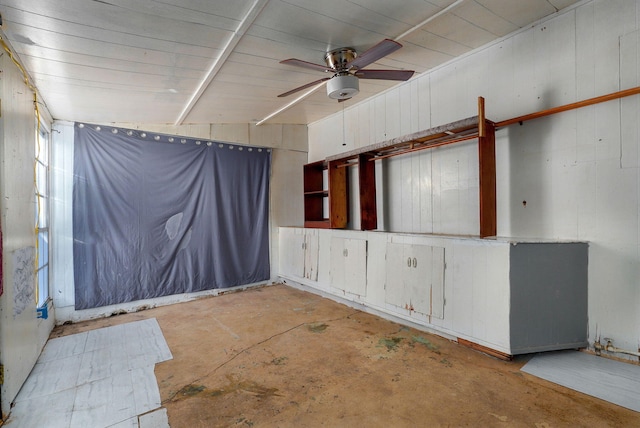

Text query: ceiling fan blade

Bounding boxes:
[277,77,331,97]
[280,58,334,73]
[354,69,415,81]
[347,39,403,70]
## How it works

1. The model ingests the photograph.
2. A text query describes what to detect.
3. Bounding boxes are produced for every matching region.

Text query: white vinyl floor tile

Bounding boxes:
[521,350,640,412]
[38,332,88,362]
[85,323,128,352]
[70,370,138,428]
[139,408,170,428]
[7,387,76,428]
[77,345,131,384]
[108,418,139,428]
[15,354,83,401]
[131,366,163,415]
[4,318,173,428]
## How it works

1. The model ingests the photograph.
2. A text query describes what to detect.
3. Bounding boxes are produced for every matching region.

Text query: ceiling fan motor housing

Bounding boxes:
[324,47,357,70]
[327,74,359,99]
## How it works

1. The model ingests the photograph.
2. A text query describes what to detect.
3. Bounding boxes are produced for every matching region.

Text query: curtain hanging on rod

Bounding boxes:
[73,123,271,310]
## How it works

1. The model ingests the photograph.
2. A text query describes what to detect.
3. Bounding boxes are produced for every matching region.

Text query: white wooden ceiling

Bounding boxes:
[0,0,580,125]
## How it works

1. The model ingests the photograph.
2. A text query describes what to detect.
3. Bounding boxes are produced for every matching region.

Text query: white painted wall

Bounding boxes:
[51,121,306,322]
[0,51,55,416]
[308,0,640,359]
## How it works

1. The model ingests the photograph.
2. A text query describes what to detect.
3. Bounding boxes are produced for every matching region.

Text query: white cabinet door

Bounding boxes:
[303,233,319,281]
[330,237,367,296]
[385,243,445,319]
[279,228,305,277]
[279,228,319,281]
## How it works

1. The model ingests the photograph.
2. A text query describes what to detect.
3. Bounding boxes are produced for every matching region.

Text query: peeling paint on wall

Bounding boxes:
[12,247,35,317]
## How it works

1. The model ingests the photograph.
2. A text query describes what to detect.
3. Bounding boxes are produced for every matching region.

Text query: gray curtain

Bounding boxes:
[73,123,271,310]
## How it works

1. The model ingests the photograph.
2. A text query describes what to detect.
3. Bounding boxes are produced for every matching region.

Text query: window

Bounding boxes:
[35,119,50,309]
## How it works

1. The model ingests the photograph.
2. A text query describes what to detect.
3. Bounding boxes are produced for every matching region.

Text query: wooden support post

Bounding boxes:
[478,96,486,137]
[328,160,348,229]
[478,120,496,238]
[358,153,377,230]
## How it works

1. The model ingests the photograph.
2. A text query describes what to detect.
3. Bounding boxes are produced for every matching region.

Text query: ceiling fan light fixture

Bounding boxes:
[279,39,411,101]
[327,74,359,100]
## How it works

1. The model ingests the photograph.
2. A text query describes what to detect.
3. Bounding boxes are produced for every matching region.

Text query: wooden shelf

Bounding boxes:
[303,219,331,229]
[304,190,329,196]
[303,160,347,229]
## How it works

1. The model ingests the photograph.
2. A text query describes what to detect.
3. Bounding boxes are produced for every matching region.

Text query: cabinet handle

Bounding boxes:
[407,257,412,267]
[413,257,417,268]
[344,249,348,257]
[302,242,306,250]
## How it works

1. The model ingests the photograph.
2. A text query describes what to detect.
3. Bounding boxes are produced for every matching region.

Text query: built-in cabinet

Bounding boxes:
[291,100,593,358]
[330,237,367,296]
[278,228,319,281]
[385,243,445,319]
[279,227,588,359]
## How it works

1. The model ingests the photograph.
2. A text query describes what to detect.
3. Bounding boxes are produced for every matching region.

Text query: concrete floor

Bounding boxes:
[51,284,640,427]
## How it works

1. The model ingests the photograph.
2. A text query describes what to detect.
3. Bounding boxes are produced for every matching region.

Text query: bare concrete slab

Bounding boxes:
[50,284,640,427]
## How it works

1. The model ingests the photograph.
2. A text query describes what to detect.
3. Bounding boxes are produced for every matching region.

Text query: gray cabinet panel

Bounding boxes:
[509,243,589,353]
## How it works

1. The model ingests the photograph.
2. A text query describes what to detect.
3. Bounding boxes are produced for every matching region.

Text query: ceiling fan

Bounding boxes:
[278,38,415,101]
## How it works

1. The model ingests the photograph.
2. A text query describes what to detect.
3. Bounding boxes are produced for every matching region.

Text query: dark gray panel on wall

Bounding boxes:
[509,242,588,354]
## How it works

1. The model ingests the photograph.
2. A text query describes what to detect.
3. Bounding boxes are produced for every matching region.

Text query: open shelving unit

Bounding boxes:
[303,87,640,236]
[303,160,347,229]
[304,97,497,237]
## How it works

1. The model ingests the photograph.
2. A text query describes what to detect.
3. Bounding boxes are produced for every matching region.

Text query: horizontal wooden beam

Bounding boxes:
[496,86,640,128]
[369,133,479,161]
[457,338,512,360]
[335,160,358,168]
[326,116,479,162]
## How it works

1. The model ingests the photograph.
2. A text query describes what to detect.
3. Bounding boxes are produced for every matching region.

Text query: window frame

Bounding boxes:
[35,117,50,309]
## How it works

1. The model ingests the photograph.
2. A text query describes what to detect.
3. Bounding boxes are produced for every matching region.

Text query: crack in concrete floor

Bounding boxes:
[162,310,359,404]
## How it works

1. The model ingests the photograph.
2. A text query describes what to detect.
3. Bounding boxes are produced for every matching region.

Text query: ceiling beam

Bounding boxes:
[174,0,270,125]
[256,81,327,126]
[395,0,465,41]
